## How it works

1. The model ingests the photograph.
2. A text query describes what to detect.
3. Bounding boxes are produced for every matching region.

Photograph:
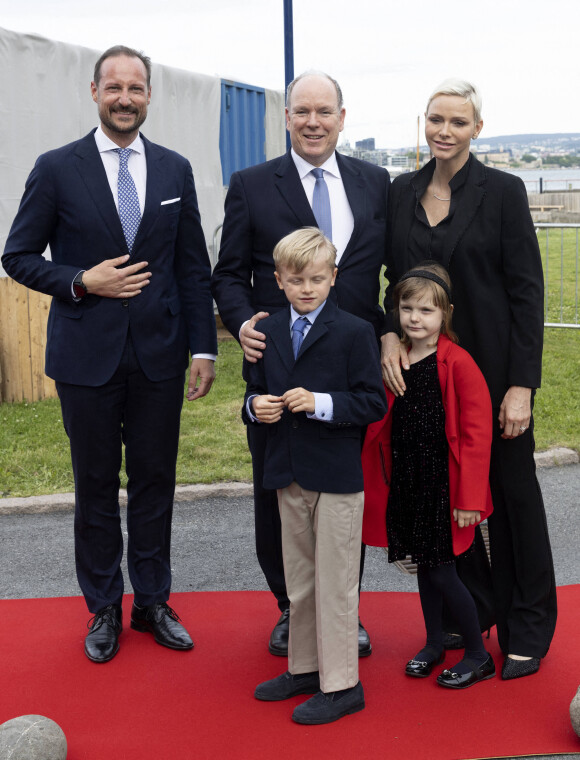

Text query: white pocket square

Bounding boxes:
[161,197,181,206]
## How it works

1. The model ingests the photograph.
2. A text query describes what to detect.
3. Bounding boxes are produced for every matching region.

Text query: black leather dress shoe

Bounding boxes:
[268,609,290,656]
[292,682,365,725]
[501,656,540,680]
[84,604,122,663]
[255,670,320,701]
[130,602,193,650]
[358,619,372,658]
[436,654,495,689]
[405,649,445,678]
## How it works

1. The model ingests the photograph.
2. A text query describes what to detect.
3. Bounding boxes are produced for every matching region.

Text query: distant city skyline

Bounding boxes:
[1,0,579,148]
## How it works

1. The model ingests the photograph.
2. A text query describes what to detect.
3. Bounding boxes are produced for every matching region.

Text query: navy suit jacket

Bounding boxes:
[2,130,217,386]
[243,299,387,494]
[211,150,390,343]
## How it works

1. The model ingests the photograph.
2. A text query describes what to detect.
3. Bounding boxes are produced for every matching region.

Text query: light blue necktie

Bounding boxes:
[292,316,309,359]
[311,168,332,241]
[115,148,141,252]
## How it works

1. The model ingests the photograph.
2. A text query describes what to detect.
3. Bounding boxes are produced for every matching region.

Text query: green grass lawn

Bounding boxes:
[539,227,579,325]
[0,330,578,499]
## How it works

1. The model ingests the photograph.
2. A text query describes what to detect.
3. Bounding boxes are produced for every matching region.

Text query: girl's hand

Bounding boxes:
[453,509,481,528]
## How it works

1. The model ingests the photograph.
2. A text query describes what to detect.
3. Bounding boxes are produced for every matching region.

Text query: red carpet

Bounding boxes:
[1,588,579,760]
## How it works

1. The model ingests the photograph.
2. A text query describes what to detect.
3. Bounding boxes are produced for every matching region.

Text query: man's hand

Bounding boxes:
[186,358,216,401]
[240,312,269,363]
[282,387,315,414]
[82,255,151,298]
[453,509,481,528]
[252,394,284,423]
[498,385,532,439]
[380,332,409,396]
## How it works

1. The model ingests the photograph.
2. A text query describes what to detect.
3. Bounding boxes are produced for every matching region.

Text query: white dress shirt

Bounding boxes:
[290,148,354,264]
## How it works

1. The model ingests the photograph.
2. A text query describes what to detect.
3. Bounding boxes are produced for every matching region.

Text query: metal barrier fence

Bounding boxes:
[536,224,580,328]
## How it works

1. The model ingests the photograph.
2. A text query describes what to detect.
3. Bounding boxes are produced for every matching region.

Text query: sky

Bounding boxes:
[1,0,578,149]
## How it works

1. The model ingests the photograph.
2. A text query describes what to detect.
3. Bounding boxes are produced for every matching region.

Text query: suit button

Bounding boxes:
[292,420,299,429]
[122,299,129,307]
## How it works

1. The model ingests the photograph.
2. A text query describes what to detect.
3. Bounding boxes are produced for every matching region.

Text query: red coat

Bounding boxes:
[362,335,493,556]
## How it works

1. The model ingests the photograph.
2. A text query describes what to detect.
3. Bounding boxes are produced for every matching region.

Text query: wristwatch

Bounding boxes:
[73,271,87,299]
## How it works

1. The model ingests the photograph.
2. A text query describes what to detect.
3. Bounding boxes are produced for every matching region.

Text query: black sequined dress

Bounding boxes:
[386,351,455,567]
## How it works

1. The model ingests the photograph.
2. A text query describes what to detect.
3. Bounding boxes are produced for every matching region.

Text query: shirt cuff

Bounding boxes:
[307,392,333,421]
[246,394,260,422]
[192,354,217,361]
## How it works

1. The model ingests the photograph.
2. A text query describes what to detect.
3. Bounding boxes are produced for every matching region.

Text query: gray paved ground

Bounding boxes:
[1,464,579,760]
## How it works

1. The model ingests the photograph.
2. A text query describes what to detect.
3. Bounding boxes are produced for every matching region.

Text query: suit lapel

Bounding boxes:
[441,158,487,268]
[73,132,127,253]
[336,153,366,265]
[269,311,295,373]
[131,134,163,252]
[273,151,318,228]
[297,299,336,359]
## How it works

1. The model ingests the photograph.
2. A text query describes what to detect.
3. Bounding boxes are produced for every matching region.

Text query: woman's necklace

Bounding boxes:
[432,177,451,201]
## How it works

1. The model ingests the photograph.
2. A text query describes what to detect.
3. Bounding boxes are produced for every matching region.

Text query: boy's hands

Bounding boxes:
[453,509,481,528]
[252,395,284,423]
[251,387,315,423]
[282,387,315,414]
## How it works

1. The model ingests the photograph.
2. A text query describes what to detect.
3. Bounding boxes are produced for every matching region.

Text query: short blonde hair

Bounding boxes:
[273,227,336,272]
[394,261,458,346]
[426,78,482,124]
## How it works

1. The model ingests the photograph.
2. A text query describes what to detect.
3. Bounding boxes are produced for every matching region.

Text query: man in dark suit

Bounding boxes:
[2,46,217,663]
[211,71,390,656]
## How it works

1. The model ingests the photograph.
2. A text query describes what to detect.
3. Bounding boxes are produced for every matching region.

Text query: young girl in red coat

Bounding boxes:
[363,262,495,689]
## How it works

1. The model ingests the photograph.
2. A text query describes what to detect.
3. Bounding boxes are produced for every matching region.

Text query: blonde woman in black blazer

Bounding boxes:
[381,79,557,680]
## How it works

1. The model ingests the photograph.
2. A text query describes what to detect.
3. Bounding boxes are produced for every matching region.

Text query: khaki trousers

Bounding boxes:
[277,482,363,693]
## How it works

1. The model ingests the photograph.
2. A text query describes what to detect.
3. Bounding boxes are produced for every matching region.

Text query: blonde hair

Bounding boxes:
[273,227,336,272]
[426,78,482,124]
[394,261,458,346]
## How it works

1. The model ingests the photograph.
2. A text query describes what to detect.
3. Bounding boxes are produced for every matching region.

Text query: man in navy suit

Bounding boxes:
[2,46,217,663]
[246,227,387,724]
[211,71,389,656]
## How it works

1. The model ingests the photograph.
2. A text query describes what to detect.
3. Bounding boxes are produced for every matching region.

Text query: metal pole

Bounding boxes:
[284,0,294,151]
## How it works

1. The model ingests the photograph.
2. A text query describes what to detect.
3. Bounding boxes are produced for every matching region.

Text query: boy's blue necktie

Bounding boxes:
[292,316,309,358]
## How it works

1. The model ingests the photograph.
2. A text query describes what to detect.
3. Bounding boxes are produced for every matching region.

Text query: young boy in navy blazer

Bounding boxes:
[244,227,387,725]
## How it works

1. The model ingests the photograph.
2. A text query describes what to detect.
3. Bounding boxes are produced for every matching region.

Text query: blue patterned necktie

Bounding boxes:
[311,167,332,241]
[292,316,309,359]
[115,148,141,252]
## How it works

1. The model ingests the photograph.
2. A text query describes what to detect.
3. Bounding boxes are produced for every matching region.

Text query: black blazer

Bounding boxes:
[385,156,544,407]
[211,150,390,342]
[243,299,387,494]
[2,130,217,386]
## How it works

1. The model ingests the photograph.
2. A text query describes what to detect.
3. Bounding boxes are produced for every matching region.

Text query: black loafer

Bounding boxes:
[292,682,365,725]
[268,609,290,656]
[84,604,122,663]
[437,654,495,689]
[255,670,320,701]
[405,648,445,678]
[502,656,540,680]
[130,602,193,650]
[358,619,372,658]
